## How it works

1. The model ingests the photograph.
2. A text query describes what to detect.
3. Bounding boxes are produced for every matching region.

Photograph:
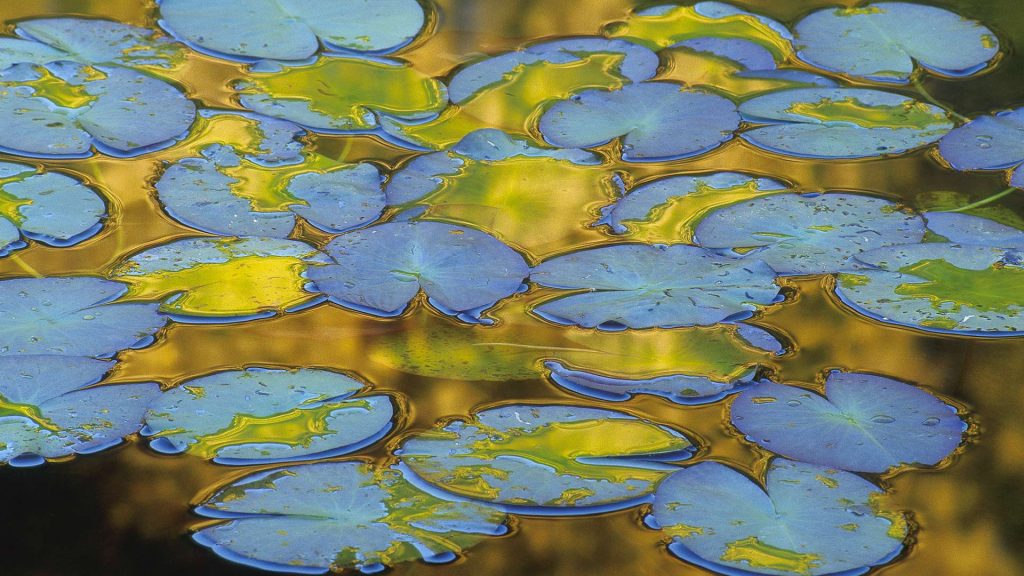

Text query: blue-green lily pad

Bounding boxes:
[694,193,927,275]
[0,61,195,158]
[538,82,740,162]
[731,372,966,473]
[159,0,427,61]
[307,222,529,324]
[937,108,1024,187]
[144,367,395,464]
[545,361,754,405]
[835,242,1024,336]
[0,161,105,256]
[194,461,508,573]
[0,277,166,358]
[0,354,160,467]
[4,18,184,70]
[530,244,781,330]
[793,3,999,84]
[923,212,1024,248]
[738,88,953,159]
[398,403,694,513]
[650,458,907,576]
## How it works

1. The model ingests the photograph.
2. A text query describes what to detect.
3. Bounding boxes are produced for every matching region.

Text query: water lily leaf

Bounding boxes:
[386,129,614,258]
[308,221,529,323]
[108,236,330,322]
[731,372,966,473]
[545,360,754,405]
[8,18,184,70]
[144,367,395,464]
[650,458,907,576]
[923,212,1024,248]
[607,2,793,60]
[398,403,693,513]
[597,172,791,244]
[794,3,999,84]
[916,190,1024,230]
[0,161,105,256]
[539,82,740,162]
[235,57,447,135]
[835,243,1024,336]
[159,0,426,61]
[937,108,1024,187]
[530,244,780,330]
[0,354,160,466]
[0,62,195,158]
[694,193,927,276]
[0,277,166,358]
[381,38,658,150]
[738,87,953,159]
[735,323,787,355]
[194,461,508,573]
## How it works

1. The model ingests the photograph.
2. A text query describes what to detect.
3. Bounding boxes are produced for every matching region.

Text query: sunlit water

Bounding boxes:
[0,1,1021,575]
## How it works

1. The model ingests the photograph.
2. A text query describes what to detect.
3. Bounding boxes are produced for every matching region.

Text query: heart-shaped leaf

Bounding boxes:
[546,360,754,405]
[694,193,927,275]
[650,458,907,576]
[539,82,740,162]
[307,221,529,323]
[0,354,160,466]
[398,403,693,513]
[731,372,966,473]
[738,87,953,159]
[794,3,999,84]
[530,244,780,330]
[144,367,395,464]
[194,461,508,573]
[937,108,1024,187]
[7,18,184,70]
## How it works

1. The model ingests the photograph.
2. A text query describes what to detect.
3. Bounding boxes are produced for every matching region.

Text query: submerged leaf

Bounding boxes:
[530,244,780,330]
[0,277,166,358]
[731,372,966,473]
[539,82,740,162]
[739,87,953,159]
[651,458,907,576]
[545,360,754,405]
[308,221,529,323]
[144,367,395,464]
[8,18,184,70]
[694,193,927,275]
[0,355,159,466]
[194,461,508,573]
[794,3,999,83]
[108,236,330,321]
[159,0,427,61]
[937,108,1024,187]
[398,403,693,512]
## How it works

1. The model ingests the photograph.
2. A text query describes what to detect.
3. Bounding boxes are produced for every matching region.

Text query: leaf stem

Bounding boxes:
[944,187,1018,213]
[912,76,969,123]
[7,254,43,278]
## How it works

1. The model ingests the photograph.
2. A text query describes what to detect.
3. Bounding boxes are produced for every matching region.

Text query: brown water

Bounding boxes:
[0,1,1022,575]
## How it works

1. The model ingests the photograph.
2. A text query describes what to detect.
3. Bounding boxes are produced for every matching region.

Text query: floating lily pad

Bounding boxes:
[739,87,953,159]
[381,38,657,149]
[923,212,1024,248]
[398,403,693,513]
[144,367,395,464]
[735,323,788,355]
[194,461,508,573]
[650,458,907,576]
[308,221,529,323]
[0,354,160,466]
[694,193,927,275]
[108,236,330,322]
[4,18,184,70]
[597,172,791,244]
[159,0,427,61]
[916,190,1024,230]
[0,161,105,256]
[0,61,195,158]
[937,108,1024,187]
[731,372,966,473]
[546,361,754,405]
[835,242,1024,336]
[235,57,447,137]
[0,277,166,358]
[794,3,999,84]
[539,82,740,162]
[530,244,780,330]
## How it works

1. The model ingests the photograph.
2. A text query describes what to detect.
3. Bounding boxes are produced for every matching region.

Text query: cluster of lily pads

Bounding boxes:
[0,1,1018,575]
